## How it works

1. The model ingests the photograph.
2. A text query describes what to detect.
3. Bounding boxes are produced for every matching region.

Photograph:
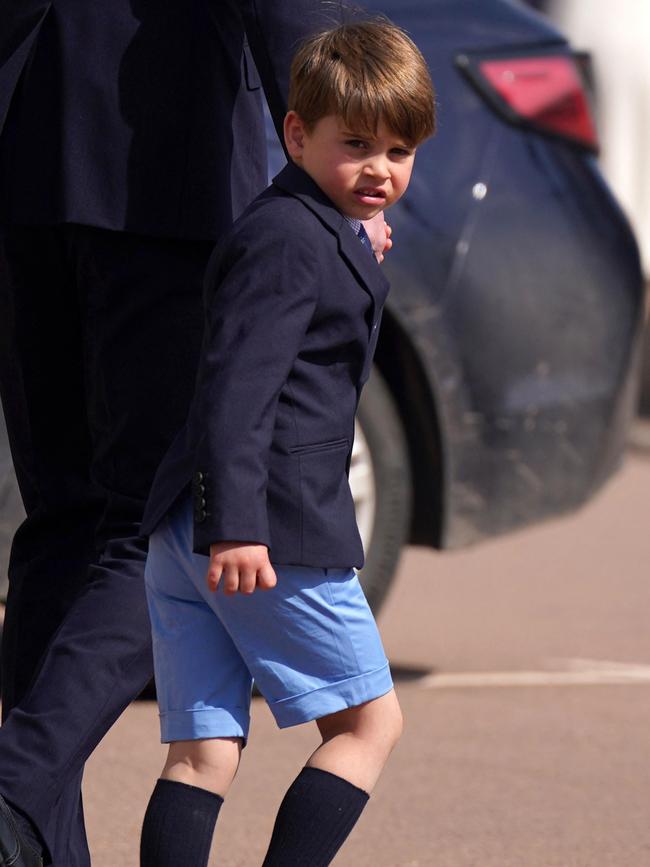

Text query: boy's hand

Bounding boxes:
[363,213,393,264]
[207,542,277,595]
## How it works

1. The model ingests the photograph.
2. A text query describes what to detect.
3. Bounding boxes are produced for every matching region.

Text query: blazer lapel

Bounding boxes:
[272,162,390,327]
[336,222,390,313]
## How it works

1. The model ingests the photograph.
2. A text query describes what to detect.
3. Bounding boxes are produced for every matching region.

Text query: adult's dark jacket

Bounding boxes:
[141,160,389,567]
[0,0,340,239]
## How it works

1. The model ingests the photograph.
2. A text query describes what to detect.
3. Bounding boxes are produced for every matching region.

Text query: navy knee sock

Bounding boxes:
[262,766,369,867]
[140,778,223,867]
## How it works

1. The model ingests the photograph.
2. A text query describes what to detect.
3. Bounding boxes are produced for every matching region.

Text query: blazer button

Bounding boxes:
[194,471,204,484]
[194,509,207,524]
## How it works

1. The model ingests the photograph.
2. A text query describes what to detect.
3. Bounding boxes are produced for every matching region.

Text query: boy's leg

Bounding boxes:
[140,738,241,867]
[262,689,402,867]
[308,688,403,792]
[141,503,256,867]
[161,737,242,795]
[190,560,398,865]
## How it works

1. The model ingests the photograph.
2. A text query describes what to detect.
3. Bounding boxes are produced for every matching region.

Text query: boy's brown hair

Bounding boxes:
[288,18,436,146]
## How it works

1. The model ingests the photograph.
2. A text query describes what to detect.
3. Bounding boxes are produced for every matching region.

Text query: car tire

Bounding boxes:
[353,367,412,614]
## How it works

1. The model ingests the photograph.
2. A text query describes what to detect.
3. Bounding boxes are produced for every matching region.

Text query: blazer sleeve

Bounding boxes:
[192,228,319,555]
[238,0,344,141]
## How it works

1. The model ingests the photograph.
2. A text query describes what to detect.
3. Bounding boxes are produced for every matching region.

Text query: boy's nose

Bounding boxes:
[363,156,391,181]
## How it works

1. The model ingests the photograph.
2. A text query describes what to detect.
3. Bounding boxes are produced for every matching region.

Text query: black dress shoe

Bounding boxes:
[0,796,43,867]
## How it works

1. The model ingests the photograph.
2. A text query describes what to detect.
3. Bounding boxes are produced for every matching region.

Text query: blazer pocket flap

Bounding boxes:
[289,437,349,456]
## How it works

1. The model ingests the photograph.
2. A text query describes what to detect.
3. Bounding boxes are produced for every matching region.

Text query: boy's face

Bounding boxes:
[284,112,416,220]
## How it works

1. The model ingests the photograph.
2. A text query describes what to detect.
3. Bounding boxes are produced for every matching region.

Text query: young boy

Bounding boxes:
[139,19,435,867]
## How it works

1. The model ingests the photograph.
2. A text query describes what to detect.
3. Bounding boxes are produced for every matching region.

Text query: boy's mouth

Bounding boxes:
[354,187,387,206]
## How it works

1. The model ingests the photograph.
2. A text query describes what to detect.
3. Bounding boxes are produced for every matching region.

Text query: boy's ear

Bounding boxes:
[284,111,307,162]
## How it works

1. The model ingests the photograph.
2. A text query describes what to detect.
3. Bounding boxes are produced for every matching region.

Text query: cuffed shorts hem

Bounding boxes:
[270,662,394,728]
[160,707,249,743]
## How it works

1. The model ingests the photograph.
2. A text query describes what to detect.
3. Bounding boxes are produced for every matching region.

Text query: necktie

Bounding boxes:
[343,216,375,258]
[357,223,374,256]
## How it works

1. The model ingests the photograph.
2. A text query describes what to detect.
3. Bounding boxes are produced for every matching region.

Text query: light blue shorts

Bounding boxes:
[144,496,393,743]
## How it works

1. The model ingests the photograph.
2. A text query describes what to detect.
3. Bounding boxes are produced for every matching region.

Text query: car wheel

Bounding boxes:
[352,367,412,614]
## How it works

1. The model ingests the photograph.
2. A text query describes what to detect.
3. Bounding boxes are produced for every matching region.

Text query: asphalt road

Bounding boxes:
[83,440,650,867]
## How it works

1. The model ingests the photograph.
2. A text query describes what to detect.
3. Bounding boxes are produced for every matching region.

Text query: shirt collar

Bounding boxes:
[343,215,362,235]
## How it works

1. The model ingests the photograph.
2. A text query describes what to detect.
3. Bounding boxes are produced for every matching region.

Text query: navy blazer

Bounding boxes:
[141,161,390,568]
[0,0,340,239]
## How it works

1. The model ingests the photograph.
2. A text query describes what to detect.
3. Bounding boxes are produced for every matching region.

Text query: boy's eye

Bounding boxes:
[391,147,414,157]
[345,139,367,149]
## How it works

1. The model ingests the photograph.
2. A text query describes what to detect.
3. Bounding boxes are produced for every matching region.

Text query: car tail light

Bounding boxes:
[456,50,599,152]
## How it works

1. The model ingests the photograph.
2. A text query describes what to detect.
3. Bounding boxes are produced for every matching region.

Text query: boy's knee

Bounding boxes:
[186,742,241,775]
[389,700,404,743]
[319,690,403,749]
[163,736,243,794]
[366,691,403,755]
[381,694,403,750]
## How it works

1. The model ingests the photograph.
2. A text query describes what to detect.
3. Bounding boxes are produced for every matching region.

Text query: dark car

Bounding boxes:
[0,0,644,611]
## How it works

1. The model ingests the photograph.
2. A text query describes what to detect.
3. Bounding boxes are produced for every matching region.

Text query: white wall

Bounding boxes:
[547,0,650,274]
